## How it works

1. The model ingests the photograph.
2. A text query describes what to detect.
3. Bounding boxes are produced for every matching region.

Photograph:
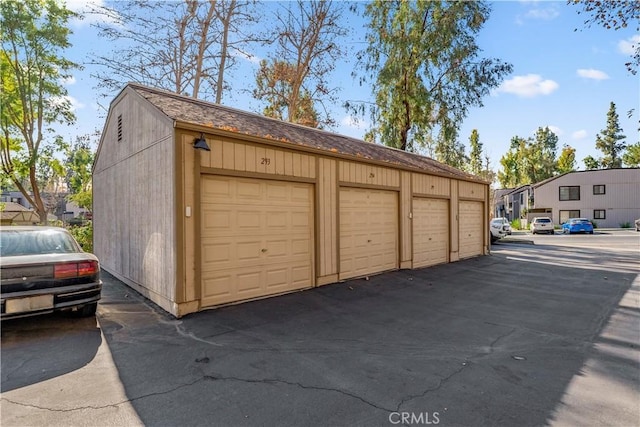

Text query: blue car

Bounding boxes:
[562,218,594,234]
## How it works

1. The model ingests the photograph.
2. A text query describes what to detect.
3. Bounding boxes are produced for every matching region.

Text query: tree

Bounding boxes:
[65,133,98,211]
[527,126,558,182]
[583,155,601,170]
[354,0,512,152]
[594,102,626,168]
[434,128,467,169]
[497,127,560,187]
[468,129,483,175]
[90,0,258,103]
[569,0,640,74]
[1,0,78,223]
[622,142,640,167]
[556,145,576,173]
[253,0,346,128]
[497,137,527,188]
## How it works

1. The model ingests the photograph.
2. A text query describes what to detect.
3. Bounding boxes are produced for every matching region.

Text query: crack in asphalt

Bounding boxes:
[203,374,395,413]
[0,379,203,413]
[396,362,470,411]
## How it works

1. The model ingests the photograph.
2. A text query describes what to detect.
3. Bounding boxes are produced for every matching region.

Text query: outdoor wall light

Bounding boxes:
[193,133,211,151]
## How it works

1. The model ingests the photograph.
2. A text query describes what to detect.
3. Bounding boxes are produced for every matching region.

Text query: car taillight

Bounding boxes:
[54,261,99,279]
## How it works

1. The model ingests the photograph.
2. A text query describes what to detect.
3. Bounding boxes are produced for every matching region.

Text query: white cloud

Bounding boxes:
[576,69,610,80]
[60,76,76,85]
[618,34,640,56]
[572,130,588,140]
[524,7,560,21]
[496,74,559,98]
[547,125,563,136]
[65,0,122,27]
[515,4,560,25]
[48,95,85,112]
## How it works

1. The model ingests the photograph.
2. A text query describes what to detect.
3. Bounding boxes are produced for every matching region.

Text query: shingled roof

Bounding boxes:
[128,83,483,182]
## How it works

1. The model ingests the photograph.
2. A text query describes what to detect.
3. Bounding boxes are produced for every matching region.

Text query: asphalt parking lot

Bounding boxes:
[2,232,639,426]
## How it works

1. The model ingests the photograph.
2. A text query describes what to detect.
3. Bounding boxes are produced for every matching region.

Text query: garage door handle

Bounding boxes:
[261,248,268,253]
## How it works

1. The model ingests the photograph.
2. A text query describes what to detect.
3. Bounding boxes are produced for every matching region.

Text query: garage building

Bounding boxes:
[93,84,489,317]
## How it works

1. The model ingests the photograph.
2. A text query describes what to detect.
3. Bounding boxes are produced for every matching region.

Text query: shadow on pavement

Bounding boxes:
[1,313,101,392]
[95,248,639,426]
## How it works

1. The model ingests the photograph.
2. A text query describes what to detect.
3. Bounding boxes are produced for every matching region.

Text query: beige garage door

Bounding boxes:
[458,200,484,259]
[200,176,314,307]
[339,187,398,280]
[413,198,449,268]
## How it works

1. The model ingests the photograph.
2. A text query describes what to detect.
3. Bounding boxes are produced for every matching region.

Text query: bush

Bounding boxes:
[67,221,93,253]
[510,219,521,230]
[620,222,631,228]
[591,220,598,229]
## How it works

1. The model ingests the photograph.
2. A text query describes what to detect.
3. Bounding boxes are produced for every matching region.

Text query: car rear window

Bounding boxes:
[536,218,551,223]
[0,229,79,257]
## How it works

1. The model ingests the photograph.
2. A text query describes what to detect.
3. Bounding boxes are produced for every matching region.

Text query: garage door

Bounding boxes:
[458,200,484,259]
[339,188,398,280]
[413,198,449,268]
[200,176,314,307]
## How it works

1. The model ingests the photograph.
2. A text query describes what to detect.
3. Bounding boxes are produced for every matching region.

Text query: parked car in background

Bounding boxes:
[562,218,594,235]
[490,217,511,242]
[0,226,101,320]
[635,218,640,232]
[530,217,554,235]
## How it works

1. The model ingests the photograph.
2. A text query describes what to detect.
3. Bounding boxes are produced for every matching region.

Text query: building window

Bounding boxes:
[593,185,605,195]
[560,210,581,224]
[594,209,606,219]
[559,186,580,201]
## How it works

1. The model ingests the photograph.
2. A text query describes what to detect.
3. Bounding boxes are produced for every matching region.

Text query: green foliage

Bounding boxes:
[510,219,521,230]
[556,145,576,174]
[594,102,626,168]
[435,127,467,169]
[64,133,97,211]
[67,221,93,253]
[619,222,631,228]
[498,127,561,187]
[583,155,601,170]
[591,220,598,229]
[468,129,483,175]
[357,0,512,152]
[0,0,79,223]
[622,142,640,167]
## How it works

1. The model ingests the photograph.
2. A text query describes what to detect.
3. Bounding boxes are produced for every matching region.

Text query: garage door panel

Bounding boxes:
[413,198,449,268]
[339,188,398,280]
[459,201,484,259]
[201,176,314,307]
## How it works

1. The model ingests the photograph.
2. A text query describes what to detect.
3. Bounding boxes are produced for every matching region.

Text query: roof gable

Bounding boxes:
[126,83,483,182]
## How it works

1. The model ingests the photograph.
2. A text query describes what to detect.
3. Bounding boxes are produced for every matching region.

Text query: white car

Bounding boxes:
[530,217,554,235]
[490,217,511,242]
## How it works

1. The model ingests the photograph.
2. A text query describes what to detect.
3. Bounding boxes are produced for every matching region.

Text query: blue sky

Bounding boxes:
[62,1,639,175]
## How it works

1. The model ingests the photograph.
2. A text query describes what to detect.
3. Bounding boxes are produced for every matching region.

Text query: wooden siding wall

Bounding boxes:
[201,137,316,179]
[93,91,177,313]
[318,158,338,282]
[339,161,400,187]
[458,181,486,200]
[412,174,450,197]
[400,172,412,267]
